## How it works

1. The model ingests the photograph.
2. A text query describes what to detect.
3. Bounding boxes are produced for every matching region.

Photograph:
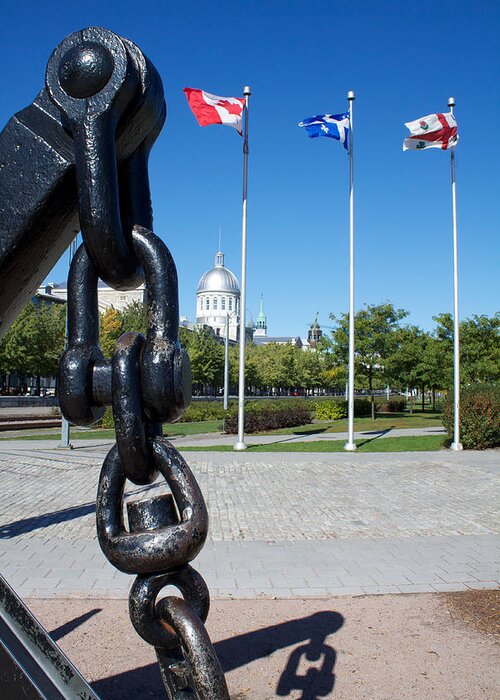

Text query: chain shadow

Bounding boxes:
[92,610,344,699]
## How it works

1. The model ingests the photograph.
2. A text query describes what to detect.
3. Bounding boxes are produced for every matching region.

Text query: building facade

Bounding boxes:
[38,281,146,311]
[195,251,240,341]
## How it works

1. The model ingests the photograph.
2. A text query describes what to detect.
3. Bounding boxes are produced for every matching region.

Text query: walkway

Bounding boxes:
[0,440,498,599]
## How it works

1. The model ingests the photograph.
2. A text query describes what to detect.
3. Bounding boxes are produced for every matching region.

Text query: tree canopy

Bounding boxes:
[2,298,498,401]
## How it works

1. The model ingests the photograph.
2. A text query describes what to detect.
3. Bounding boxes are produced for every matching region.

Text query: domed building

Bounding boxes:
[196,250,240,340]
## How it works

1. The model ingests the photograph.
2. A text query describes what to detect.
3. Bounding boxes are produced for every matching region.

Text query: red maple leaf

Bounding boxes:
[216,98,243,115]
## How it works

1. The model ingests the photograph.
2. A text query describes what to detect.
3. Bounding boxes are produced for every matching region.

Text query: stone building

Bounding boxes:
[195,250,241,341]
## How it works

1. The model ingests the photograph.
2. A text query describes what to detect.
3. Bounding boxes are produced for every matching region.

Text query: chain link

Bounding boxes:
[49,27,229,699]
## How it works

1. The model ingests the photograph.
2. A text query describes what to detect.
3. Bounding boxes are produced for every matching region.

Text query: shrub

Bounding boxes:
[315,400,347,421]
[179,401,228,422]
[376,399,406,413]
[223,400,312,434]
[99,406,115,428]
[442,384,500,449]
[352,398,372,416]
[98,400,229,428]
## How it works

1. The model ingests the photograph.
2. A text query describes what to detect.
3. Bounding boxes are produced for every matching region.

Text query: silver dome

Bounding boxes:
[196,252,240,294]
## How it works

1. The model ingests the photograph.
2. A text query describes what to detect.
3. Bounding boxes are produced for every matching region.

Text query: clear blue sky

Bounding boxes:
[1,0,498,337]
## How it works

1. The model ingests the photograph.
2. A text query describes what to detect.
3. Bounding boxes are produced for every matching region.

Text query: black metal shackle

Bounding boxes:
[45,27,166,290]
[96,438,208,574]
[129,566,210,649]
[111,331,162,485]
[58,244,105,426]
[131,226,192,423]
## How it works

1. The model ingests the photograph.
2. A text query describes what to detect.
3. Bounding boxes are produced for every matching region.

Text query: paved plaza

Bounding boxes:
[0,439,498,599]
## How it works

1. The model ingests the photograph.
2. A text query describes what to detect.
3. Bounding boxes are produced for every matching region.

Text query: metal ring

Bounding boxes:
[155,597,229,699]
[112,331,158,485]
[129,566,210,648]
[96,438,208,574]
[131,226,192,423]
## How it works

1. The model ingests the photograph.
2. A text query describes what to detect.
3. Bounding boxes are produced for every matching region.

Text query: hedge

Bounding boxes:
[223,400,312,434]
[376,399,406,413]
[442,384,500,450]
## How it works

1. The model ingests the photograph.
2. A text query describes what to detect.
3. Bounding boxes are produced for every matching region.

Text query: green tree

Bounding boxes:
[432,312,500,388]
[100,307,124,357]
[121,300,147,335]
[315,335,347,393]
[388,326,445,412]
[0,301,65,392]
[228,342,264,392]
[431,313,454,388]
[460,313,500,383]
[187,328,224,393]
[295,348,324,394]
[330,302,409,419]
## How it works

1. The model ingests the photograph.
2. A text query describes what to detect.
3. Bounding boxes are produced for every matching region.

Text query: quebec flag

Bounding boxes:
[298,113,350,149]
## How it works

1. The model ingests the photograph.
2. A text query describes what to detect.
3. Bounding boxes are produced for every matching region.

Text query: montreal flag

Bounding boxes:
[403,112,458,151]
[184,88,245,134]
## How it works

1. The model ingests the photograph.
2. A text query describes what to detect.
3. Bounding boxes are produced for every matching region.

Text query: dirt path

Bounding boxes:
[28,592,499,699]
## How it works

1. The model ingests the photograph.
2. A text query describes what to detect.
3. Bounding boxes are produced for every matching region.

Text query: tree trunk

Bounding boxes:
[370,376,375,420]
[421,383,425,412]
[432,387,436,411]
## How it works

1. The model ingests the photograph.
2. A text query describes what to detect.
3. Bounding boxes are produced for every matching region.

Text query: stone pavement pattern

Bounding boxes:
[0,440,498,598]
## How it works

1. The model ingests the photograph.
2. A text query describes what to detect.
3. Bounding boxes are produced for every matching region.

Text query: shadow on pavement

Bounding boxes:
[0,502,95,538]
[357,428,392,448]
[50,608,102,642]
[92,610,344,699]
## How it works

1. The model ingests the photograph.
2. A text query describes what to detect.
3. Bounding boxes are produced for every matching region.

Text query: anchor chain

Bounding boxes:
[48,27,229,699]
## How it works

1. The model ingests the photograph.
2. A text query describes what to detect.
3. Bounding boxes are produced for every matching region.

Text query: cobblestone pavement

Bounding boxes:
[0,441,498,598]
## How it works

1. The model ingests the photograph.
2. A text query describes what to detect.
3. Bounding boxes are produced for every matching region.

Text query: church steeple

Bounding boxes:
[307,313,322,346]
[255,294,267,337]
[215,250,224,267]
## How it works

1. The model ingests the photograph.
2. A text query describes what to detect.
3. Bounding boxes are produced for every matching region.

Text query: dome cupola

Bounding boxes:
[196,249,240,341]
[196,251,240,294]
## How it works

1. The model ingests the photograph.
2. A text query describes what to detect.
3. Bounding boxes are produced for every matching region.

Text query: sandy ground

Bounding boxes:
[28,593,499,700]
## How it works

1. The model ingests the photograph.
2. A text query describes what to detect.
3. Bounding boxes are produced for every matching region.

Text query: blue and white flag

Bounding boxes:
[298,113,350,149]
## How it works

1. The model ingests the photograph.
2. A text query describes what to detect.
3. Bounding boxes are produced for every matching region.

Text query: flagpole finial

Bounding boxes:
[347,90,355,101]
[448,96,456,108]
[243,86,251,96]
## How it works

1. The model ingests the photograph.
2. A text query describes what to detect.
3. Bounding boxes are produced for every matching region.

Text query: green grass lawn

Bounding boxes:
[0,420,222,441]
[179,434,446,453]
[262,410,443,436]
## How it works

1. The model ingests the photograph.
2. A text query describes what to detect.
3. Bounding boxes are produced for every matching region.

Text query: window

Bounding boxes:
[200,297,203,310]
[213,297,218,310]
[206,297,210,310]
[229,297,233,311]
[221,296,226,310]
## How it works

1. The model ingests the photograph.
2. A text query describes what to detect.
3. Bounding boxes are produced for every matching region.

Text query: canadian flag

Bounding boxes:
[184,88,245,134]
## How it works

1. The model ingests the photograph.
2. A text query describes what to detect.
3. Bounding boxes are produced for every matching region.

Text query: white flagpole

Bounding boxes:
[344,90,356,451]
[234,85,251,451]
[224,311,230,411]
[448,96,463,451]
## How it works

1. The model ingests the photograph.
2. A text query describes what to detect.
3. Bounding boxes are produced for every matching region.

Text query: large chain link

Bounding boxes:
[47,27,229,699]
